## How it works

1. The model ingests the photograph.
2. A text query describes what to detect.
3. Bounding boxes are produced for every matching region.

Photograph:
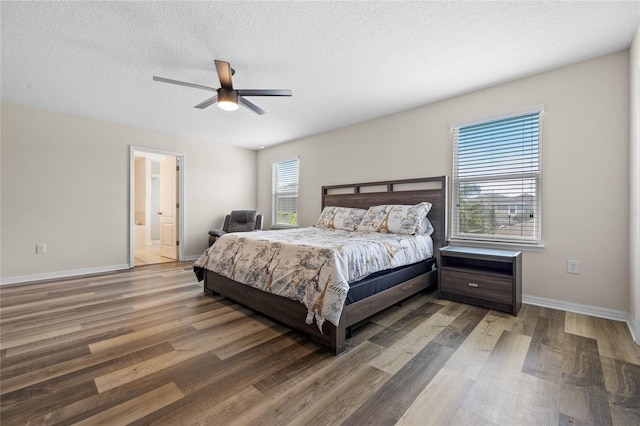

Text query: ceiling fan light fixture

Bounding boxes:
[217,88,239,111]
[218,99,239,111]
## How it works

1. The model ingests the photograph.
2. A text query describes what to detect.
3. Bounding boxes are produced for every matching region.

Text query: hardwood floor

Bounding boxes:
[1,262,639,425]
[134,243,175,266]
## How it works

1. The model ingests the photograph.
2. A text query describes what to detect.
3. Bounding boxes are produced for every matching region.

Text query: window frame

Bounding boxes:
[450,107,543,250]
[271,157,299,228]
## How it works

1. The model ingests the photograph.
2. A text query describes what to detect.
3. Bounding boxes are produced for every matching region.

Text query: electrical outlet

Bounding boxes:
[567,260,579,274]
[36,244,46,254]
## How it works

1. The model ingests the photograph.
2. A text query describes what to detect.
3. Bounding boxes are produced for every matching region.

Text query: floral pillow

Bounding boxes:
[357,202,432,235]
[315,206,367,231]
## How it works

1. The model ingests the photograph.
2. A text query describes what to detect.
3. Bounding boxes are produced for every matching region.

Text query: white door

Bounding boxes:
[159,156,178,259]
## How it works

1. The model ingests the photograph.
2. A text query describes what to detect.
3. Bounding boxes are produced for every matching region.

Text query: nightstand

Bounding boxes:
[439,246,522,315]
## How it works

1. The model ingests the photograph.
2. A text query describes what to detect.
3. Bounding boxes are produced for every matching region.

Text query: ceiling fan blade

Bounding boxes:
[194,95,218,109]
[153,76,217,92]
[214,60,234,90]
[237,89,292,97]
[238,97,265,115]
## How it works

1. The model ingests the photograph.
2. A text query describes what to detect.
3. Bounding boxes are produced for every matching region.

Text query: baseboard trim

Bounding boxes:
[627,314,639,344]
[523,294,628,322]
[523,294,637,344]
[184,255,199,261]
[0,264,131,286]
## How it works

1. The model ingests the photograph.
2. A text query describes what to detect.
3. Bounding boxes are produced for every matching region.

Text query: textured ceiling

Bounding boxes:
[1,1,639,150]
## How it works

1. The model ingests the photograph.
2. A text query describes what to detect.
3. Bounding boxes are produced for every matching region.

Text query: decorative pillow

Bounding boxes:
[315,206,336,229]
[315,206,367,231]
[357,202,432,235]
[417,217,435,236]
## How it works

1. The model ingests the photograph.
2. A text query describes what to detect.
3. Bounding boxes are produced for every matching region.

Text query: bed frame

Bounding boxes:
[204,176,447,354]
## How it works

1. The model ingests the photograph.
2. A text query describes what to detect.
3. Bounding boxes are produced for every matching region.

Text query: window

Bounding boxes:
[451,109,542,245]
[272,158,299,226]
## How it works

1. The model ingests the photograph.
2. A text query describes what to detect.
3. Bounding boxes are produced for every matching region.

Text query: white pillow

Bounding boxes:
[357,202,432,235]
[417,217,435,236]
[315,206,367,231]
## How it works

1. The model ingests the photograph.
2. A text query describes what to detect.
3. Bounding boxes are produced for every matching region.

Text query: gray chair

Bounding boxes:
[208,210,263,246]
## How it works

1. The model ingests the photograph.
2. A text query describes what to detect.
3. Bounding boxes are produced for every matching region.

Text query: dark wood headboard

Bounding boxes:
[321,176,448,252]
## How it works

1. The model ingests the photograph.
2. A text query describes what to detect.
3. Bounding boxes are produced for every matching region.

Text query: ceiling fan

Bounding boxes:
[153,60,292,115]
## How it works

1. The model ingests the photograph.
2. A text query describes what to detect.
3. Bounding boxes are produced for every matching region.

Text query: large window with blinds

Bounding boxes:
[272,158,299,226]
[451,109,542,245]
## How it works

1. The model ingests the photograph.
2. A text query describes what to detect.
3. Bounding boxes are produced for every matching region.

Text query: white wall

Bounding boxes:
[1,103,257,281]
[258,51,631,313]
[631,25,640,342]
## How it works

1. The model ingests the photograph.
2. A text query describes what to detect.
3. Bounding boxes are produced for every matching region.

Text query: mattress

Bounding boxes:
[346,257,436,304]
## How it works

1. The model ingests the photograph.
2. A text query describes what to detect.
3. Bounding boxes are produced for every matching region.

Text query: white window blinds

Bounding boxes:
[272,158,299,226]
[452,109,542,245]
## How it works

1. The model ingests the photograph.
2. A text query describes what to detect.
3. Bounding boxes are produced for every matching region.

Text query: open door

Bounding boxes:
[159,155,178,259]
[129,146,184,268]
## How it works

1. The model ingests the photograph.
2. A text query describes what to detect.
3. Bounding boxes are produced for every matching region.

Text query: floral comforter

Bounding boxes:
[193,227,433,330]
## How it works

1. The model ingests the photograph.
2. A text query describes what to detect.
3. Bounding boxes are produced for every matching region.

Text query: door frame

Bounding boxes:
[129,146,185,268]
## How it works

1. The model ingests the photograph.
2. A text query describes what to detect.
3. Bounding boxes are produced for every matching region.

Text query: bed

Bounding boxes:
[194,176,447,354]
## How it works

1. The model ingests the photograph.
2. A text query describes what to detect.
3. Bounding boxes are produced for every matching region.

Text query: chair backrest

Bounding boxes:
[225,210,263,233]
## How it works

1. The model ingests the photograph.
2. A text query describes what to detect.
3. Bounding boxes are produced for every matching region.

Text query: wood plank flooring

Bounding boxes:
[134,244,174,266]
[1,262,639,425]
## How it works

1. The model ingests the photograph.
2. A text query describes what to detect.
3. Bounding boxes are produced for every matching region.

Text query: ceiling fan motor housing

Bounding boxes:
[217,88,239,111]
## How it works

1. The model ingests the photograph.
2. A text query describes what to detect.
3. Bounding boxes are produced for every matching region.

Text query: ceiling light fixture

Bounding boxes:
[217,88,239,111]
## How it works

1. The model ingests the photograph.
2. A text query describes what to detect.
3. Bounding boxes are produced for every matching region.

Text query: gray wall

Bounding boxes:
[257,51,631,313]
[1,103,257,281]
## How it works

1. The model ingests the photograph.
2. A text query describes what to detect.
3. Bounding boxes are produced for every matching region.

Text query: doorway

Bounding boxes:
[129,146,184,267]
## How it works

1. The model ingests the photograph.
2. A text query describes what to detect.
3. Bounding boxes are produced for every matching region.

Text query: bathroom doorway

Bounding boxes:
[129,146,184,267]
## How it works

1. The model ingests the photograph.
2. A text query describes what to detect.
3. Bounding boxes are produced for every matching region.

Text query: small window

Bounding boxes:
[272,158,299,226]
[451,109,542,245]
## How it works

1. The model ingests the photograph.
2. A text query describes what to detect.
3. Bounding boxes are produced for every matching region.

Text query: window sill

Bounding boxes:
[447,238,545,253]
[270,224,298,230]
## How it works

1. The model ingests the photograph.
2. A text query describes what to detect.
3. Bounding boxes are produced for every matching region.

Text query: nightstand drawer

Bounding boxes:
[440,269,513,304]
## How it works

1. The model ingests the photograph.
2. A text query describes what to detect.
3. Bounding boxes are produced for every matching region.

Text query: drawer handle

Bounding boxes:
[468,282,479,288]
